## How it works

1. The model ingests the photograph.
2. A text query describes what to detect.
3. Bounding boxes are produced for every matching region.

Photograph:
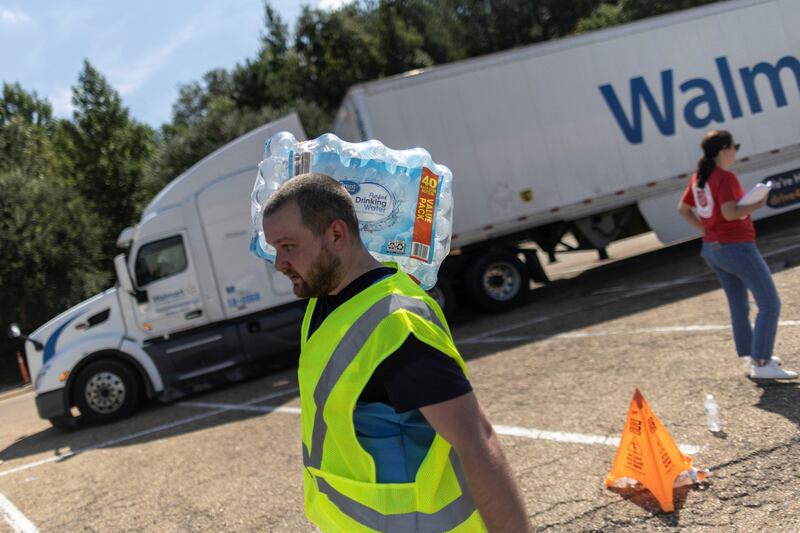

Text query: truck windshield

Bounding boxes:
[134,236,188,286]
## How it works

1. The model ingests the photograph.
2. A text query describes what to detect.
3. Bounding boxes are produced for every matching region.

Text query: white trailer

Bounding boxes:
[334,0,800,310]
[13,114,307,427]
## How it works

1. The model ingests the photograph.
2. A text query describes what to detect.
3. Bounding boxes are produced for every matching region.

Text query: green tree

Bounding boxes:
[171,69,235,128]
[430,0,602,57]
[145,98,321,200]
[576,0,723,33]
[615,0,722,20]
[0,82,63,176]
[374,0,469,64]
[372,1,433,75]
[232,4,298,113]
[294,4,385,110]
[0,83,108,337]
[63,61,155,266]
[146,0,723,210]
[0,169,107,333]
[0,82,52,126]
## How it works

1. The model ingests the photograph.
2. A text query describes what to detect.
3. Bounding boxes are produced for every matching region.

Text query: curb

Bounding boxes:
[0,383,32,402]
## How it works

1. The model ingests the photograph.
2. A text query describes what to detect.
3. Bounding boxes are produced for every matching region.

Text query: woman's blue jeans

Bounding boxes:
[700,241,781,361]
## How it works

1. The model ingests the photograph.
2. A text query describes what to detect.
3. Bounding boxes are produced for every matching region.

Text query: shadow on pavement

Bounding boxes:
[753,381,800,427]
[607,483,694,522]
[455,209,800,362]
[0,368,299,463]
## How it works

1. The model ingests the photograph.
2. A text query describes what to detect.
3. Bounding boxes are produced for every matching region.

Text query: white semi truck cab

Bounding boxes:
[17,114,307,428]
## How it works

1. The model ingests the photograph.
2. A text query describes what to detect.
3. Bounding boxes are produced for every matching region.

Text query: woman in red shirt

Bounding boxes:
[678,130,796,380]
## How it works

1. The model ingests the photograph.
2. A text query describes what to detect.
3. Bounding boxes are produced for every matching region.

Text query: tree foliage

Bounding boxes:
[62,61,156,265]
[0,169,107,331]
[0,83,61,176]
[149,0,615,186]
[576,0,722,33]
[0,68,152,336]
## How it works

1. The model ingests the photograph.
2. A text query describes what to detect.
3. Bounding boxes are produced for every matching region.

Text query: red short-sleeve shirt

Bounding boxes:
[680,167,755,243]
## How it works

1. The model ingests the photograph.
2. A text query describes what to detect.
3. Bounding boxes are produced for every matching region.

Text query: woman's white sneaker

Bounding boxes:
[749,360,798,380]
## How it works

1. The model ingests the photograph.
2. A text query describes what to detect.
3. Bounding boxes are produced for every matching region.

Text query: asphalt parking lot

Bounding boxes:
[2,211,800,532]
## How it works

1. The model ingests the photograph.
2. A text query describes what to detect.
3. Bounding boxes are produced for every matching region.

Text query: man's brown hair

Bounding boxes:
[263,172,360,238]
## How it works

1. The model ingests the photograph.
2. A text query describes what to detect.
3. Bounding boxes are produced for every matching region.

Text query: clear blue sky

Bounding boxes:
[0,0,347,127]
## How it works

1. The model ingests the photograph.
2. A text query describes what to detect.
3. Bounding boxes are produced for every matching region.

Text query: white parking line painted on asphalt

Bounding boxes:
[176,400,703,455]
[0,387,299,480]
[459,313,570,344]
[459,273,711,345]
[493,425,701,455]
[588,273,708,296]
[0,492,38,533]
[181,401,301,415]
[586,242,800,298]
[0,408,230,479]
[458,320,800,345]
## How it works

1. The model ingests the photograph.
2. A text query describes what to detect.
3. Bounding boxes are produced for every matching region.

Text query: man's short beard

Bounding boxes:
[294,244,342,298]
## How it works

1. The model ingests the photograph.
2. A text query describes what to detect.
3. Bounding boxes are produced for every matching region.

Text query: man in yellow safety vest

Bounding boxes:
[262,173,531,532]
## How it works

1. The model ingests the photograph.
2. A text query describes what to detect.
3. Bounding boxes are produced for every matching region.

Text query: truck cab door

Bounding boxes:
[131,232,246,383]
[132,233,207,335]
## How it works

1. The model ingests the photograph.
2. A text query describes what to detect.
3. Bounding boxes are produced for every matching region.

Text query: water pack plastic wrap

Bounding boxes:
[249,132,453,290]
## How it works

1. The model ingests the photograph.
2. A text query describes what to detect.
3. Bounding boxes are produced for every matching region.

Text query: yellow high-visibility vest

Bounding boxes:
[299,266,487,532]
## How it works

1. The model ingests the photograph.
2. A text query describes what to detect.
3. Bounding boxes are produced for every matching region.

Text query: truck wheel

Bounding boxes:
[466,250,530,311]
[427,277,455,318]
[74,359,141,424]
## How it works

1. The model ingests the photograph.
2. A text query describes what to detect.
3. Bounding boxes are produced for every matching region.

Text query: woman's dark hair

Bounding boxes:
[696,130,735,188]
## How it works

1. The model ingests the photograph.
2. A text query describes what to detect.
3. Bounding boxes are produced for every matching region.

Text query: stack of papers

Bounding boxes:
[738,181,773,206]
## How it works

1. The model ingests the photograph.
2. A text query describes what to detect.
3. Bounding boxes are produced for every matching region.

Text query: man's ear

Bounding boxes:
[327,219,349,251]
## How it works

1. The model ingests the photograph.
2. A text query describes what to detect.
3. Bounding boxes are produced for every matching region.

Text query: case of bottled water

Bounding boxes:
[250,131,453,290]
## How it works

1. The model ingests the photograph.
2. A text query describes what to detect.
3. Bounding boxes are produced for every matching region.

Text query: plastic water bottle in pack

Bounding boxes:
[250,131,453,290]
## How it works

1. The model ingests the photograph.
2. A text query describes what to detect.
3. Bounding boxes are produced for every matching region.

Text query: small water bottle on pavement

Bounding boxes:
[704,394,721,433]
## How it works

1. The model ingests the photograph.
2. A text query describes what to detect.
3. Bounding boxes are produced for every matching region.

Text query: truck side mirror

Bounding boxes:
[114,254,148,303]
[114,254,135,294]
[7,322,44,350]
[116,226,136,249]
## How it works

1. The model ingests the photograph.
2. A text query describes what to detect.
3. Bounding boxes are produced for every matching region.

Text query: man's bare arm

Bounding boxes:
[420,392,532,533]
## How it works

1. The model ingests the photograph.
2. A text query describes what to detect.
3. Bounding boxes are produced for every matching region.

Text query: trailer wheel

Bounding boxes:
[466,250,529,311]
[426,277,456,318]
[74,359,141,424]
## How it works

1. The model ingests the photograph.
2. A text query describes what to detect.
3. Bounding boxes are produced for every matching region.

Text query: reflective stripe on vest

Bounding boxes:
[305,447,476,533]
[308,294,444,470]
[303,293,477,531]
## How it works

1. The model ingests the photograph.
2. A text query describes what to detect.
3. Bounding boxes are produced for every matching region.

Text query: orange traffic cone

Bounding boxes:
[605,388,706,512]
[16,351,31,384]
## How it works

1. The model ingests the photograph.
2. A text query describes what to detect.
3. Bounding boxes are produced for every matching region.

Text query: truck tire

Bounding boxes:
[466,250,529,311]
[74,359,141,424]
[426,277,455,318]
